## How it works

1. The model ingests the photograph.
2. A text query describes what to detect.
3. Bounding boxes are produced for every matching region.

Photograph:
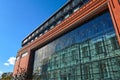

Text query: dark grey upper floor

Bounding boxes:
[22,0,89,47]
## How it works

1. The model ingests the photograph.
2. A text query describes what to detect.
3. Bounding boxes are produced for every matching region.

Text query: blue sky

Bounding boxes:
[0,0,67,75]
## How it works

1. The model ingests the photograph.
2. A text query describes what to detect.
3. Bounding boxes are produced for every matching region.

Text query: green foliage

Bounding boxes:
[0,73,13,80]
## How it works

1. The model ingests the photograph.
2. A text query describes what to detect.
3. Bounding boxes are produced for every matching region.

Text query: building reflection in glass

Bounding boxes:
[33,11,120,80]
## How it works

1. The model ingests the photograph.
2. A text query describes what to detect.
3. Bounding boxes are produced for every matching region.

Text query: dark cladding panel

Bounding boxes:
[63,4,71,14]
[55,11,62,20]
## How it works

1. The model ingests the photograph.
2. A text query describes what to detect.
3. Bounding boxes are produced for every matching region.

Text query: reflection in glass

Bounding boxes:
[33,11,120,80]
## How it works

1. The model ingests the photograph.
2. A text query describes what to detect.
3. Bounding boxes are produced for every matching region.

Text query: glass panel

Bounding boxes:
[33,10,120,80]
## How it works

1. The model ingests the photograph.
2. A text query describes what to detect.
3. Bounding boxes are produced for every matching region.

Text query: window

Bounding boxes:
[36,30,38,34]
[35,37,38,40]
[44,30,48,33]
[72,0,78,8]
[63,5,70,13]
[71,51,75,61]
[71,49,78,61]
[73,7,79,12]
[50,25,54,29]
[54,56,57,67]
[82,46,89,57]
[44,22,48,27]
[95,41,104,54]
[21,52,28,58]
[29,36,31,39]
[40,26,43,31]
[32,33,34,37]
[23,39,28,43]
[56,11,62,19]
[43,23,48,30]
[56,20,61,25]
[39,33,43,37]
[110,37,119,50]
[64,14,69,19]
[49,17,55,24]
[99,62,108,78]
[83,65,90,79]
[31,39,34,42]
[62,54,66,63]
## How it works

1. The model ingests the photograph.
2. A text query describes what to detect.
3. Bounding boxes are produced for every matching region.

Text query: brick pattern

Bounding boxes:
[108,0,120,44]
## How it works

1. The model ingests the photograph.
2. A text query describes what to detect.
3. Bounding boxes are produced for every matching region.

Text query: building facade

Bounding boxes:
[13,0,120,80]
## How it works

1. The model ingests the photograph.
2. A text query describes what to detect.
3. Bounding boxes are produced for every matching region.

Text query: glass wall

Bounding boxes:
[33,10,120,80]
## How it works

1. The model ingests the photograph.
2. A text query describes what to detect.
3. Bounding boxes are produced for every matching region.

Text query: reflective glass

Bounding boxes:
[33,11,120,80]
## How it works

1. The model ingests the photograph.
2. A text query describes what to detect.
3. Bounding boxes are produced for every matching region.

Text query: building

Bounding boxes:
[13,0,120,80]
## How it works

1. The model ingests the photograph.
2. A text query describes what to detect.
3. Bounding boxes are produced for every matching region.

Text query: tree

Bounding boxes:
[0,72,13,80]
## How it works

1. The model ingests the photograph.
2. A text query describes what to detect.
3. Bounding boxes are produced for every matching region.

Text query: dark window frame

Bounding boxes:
[83,64,90,79]
[95,41,104,54]
[99,62,108,78]
[82,46,89,57]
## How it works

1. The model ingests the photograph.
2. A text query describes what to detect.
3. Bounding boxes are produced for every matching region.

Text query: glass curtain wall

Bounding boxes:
[47,36,120,80]
[33,10,120,80]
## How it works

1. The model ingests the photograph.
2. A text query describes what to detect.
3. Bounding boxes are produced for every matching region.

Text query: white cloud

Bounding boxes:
[4,63,9,66]
[4,57,16,66]
[8,57,16,65]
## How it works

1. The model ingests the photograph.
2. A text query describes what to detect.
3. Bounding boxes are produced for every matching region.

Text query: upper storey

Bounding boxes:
[22,0,90,47]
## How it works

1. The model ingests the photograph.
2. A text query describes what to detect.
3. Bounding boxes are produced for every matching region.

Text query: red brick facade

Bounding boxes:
[108,0,120,44]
